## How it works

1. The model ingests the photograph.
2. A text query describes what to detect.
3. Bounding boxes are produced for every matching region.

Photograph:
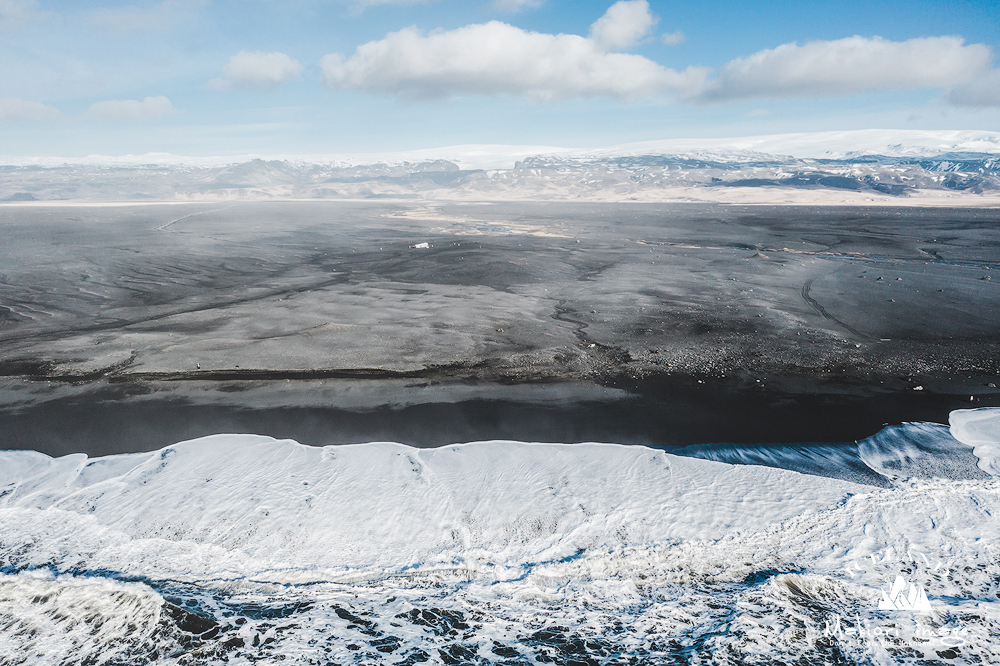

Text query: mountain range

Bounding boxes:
[3,130,999,203]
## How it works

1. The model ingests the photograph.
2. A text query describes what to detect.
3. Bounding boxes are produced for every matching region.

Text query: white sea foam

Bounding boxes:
[0,571,165,665]
[0,438,859,583]
[859,421,993,482]
[0,410,998,664]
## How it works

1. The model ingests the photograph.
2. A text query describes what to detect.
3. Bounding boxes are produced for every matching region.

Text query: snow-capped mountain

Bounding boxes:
[2,130,999,202]
[566,129,1000,163]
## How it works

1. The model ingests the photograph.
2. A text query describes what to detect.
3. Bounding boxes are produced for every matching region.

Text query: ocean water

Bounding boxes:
[0,409,998,665]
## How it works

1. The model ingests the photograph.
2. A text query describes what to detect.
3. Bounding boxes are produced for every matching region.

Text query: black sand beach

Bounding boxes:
[1,201,998,456]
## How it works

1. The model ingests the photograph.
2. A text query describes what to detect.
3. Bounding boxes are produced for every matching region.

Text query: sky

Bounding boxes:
[1,0,999,157]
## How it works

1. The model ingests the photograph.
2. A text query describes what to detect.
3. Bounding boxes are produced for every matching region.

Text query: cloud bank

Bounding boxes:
[85,96,177,120]
[209,51,303,90]
[319,1,997,107]
[320,0,706,100]
[697,35,991,102]
[0,97,60,121]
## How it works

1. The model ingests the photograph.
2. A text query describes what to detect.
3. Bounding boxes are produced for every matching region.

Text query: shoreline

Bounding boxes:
[3,367,998,457]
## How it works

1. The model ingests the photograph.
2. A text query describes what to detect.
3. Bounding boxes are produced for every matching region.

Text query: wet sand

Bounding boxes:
[1,201,998,456]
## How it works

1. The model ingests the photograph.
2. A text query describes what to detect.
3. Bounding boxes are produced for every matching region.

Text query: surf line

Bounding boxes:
[154,204,237,231]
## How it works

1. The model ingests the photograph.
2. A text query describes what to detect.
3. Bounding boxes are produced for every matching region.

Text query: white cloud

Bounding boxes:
[348,0,434,12]
[0,97,60,121]
[947,68,1000,107]
[320,2,706,101]
[209,51,303,91]
[661,30,685,46]
[588,0,656,51]
[0,0,37,24]
[89,0,205,32]
[85,96,177,120]
[320,5,995,107]
[493,0,545,12]
[698,36,992,102]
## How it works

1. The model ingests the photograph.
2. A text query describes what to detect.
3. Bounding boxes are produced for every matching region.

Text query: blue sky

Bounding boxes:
[1,0,998,156]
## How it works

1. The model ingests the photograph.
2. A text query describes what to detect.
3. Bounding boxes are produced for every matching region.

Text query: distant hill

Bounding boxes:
[2,130,999,203]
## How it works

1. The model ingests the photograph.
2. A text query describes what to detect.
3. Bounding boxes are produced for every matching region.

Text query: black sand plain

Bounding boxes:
[1,201,998,456]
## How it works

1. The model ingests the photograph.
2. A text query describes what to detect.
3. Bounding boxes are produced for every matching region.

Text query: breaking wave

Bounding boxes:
[0,409,998,664]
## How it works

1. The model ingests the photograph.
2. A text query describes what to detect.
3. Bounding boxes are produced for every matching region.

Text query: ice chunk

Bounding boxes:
[949,408,1000,476]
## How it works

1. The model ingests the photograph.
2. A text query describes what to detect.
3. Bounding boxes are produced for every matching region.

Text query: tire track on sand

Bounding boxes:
[154,204,237,231]
[801,277,872,341]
